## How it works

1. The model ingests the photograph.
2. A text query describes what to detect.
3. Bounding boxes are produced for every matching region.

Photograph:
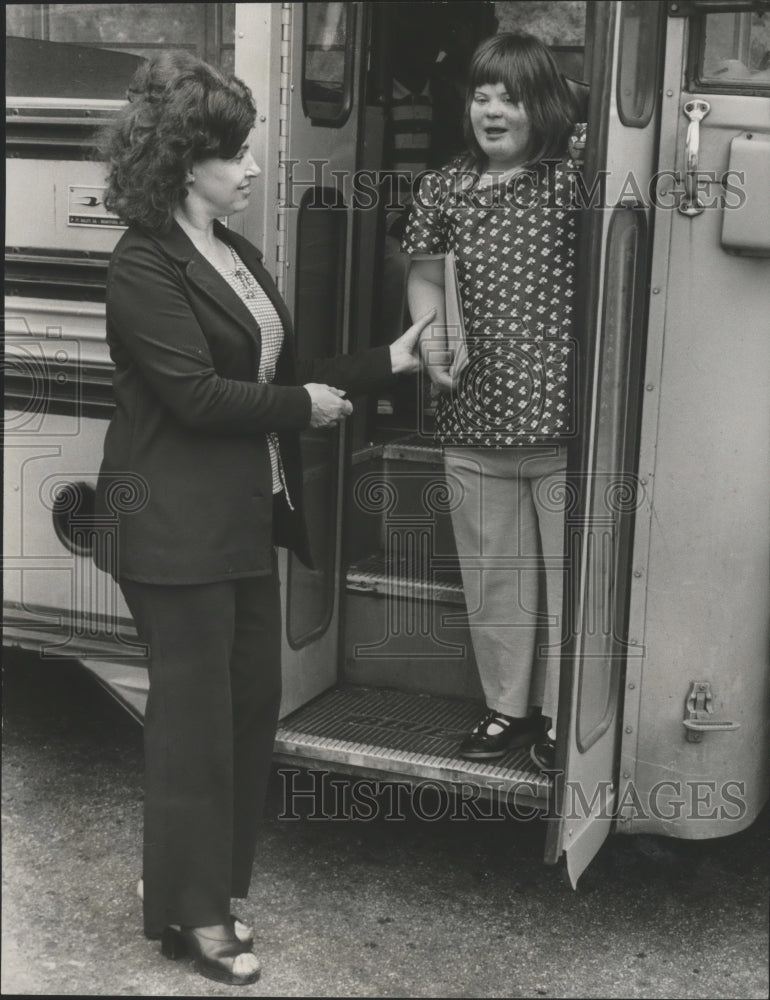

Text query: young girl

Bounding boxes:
[403,33,584,767]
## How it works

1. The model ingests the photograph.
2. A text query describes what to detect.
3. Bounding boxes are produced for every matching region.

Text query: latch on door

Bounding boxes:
[678,100,711,216]
[683,681,741,742]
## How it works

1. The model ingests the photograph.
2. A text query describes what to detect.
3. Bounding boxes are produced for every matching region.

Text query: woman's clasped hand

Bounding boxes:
[304,384,353,428]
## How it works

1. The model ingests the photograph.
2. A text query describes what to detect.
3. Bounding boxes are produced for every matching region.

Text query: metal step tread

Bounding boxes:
[382,435,442,465]
[77,667,549,800]
[346,552,465,604]
[352,434,442,467]
[275,685,549,799]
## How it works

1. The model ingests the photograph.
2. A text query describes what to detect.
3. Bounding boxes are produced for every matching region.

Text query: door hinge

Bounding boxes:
[275,2,293,295]
[683,681,741,742]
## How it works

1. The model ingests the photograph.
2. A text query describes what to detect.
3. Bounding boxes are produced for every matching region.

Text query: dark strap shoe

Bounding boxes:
[530,738,557,772]
[458,710,539,760]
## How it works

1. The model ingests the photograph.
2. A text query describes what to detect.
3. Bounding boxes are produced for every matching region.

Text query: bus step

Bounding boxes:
[381,435,443,465]
[344,553,478,698]
[274,685,550,804]
[346,551,464,604]
[347,435,453,564]
[350,434,443,467]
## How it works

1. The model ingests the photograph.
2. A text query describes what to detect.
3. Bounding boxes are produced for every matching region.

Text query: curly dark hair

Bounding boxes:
[100,51,256,233]
[461,33,579,174]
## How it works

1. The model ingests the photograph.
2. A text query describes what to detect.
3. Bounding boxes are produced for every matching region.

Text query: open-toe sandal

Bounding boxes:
[161,924,261,985]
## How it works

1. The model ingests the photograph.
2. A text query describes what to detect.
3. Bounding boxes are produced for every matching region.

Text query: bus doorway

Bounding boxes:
[275,0,597,831]
[275,0,769,883]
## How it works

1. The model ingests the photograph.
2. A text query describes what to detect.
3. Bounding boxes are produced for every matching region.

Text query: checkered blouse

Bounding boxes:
[215,246,292,504]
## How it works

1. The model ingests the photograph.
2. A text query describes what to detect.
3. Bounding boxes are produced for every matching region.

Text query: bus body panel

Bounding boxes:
[4,296,124,654]
[619,11,770,838]
[6,158,124,255]
[3,411,136,655]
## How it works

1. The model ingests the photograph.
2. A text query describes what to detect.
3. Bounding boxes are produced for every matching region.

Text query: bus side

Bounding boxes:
[5,2,769,877]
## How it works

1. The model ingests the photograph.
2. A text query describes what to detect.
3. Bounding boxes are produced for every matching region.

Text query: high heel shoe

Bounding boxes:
[161,924,261,985]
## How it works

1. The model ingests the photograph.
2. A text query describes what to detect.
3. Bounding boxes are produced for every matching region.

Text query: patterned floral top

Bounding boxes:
[402,151,582,448]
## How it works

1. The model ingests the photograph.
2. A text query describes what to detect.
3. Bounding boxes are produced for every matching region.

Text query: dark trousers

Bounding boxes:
[120,565,282,937]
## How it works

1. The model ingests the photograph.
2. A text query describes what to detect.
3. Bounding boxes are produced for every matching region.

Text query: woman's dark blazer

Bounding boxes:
[94,219,392,584]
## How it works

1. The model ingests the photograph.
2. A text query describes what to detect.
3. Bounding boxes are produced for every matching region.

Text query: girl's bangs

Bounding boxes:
[468,47,524,106]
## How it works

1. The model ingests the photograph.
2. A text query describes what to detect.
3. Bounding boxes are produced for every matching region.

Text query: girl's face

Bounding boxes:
[186,134,261,219]
[470,82,532,170]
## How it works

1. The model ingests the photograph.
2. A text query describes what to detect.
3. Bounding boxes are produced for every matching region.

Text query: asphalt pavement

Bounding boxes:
[2,650,768,998]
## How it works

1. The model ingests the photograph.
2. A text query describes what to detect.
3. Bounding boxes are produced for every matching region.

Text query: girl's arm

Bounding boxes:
[407,257,453,392]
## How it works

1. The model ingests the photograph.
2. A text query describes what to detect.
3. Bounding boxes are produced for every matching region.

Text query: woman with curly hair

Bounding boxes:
[403,33,584,767]
[95,51,431,985]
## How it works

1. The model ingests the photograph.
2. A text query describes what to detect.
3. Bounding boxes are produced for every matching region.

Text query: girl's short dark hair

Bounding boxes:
[100,52,256,233]
[462,33,578,173]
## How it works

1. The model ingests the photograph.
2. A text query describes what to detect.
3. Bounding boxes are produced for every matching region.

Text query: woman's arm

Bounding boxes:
[407,257,453,392]
[108,244,353,433]
[296,310,434,392]
[295,345,392,396]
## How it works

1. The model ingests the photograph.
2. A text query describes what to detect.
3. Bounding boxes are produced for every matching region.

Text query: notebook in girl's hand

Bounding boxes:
[445,250,468,380]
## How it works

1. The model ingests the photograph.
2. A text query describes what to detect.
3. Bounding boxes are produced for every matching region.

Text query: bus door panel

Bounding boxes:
[545,0,666,882]
[619,3,770,837]
[251,3,366,718]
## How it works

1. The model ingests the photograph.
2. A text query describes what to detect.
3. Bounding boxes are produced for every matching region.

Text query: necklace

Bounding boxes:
[220,245,259,302]
[227,244,249,281]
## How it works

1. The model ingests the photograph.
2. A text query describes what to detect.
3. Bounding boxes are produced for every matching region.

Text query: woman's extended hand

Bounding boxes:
[304,384,354,428]
[389,308,437,375]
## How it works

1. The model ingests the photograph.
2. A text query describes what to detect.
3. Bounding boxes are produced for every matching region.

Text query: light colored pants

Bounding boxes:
[444,445,568,722]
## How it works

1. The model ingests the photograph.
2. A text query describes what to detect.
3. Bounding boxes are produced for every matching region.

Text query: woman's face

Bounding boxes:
[186,135,261,218]
[470,82,532,170]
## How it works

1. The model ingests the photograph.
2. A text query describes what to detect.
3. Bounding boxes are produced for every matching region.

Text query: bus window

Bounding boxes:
[302,2,356,126]
[696,9,770,91]
[616,0,664,127]
[495,1,586,77]
[286,189,348,650]
[5,3,235,101]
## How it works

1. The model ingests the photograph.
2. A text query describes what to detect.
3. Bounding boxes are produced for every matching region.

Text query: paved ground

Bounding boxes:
[2,650,768,998]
